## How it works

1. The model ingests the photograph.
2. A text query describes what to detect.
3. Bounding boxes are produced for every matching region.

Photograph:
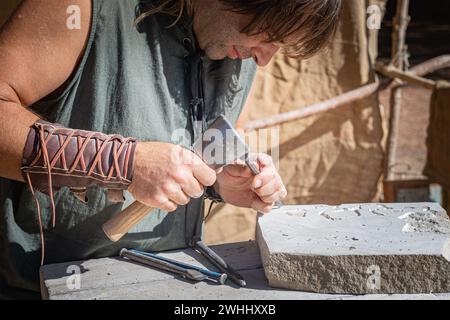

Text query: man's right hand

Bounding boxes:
[128,142,216,212]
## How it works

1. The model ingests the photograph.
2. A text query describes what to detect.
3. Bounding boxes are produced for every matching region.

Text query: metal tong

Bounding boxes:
[120,248,227,284]
[120,242,247,287]
[192,240,247,287]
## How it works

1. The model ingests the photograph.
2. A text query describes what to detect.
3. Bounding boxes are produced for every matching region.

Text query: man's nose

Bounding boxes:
[252,44,280,67]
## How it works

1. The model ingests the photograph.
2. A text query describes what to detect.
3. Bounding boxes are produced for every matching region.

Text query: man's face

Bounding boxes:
[193,2,280,67]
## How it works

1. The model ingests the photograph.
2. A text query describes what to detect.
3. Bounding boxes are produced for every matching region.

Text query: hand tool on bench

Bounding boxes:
[120,248,228,284]
[127,248,228,285]
[192,239,247,287]
[120,248,207,282]
[102,115,279,242]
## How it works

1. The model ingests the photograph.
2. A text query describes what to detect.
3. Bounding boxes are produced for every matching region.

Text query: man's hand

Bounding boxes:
[129,142,216,212]
[214,154,287,213]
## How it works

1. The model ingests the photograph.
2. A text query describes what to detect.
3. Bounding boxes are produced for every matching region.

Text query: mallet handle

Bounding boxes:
[102,201,152,242]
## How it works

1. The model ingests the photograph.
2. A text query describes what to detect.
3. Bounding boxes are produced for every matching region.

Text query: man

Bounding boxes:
[0,0,341,298]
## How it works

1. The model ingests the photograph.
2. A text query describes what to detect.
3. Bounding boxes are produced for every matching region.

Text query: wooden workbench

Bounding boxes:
[40,241,450,300]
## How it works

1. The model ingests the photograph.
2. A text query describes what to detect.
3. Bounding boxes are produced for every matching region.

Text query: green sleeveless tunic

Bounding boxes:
[0,0,256,297]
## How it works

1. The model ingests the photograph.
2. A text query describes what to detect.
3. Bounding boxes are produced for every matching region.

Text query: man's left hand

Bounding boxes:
[214,153,287,213]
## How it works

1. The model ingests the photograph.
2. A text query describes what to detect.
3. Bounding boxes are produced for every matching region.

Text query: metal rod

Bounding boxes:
[194,241,247,287]
[120,248,207,282]
[129,249,227,285]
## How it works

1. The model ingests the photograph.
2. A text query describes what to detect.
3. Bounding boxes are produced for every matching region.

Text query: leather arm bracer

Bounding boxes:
[21,120,138,265]
[21,120,137,194]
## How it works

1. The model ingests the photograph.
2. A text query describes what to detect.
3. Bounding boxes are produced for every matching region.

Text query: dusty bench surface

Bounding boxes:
[40,241,450,300]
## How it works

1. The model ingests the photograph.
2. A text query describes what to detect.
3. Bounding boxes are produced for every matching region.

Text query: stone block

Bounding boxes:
[257,203,450,294]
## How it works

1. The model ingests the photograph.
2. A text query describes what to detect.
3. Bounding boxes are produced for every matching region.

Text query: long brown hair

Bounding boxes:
[136,0,342,59]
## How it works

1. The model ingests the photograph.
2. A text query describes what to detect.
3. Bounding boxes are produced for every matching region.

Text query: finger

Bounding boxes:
[192,162,217,187]
[163,183,191,206]
[256,153,273,167]
[254,176,282,197]
[256,177,287,204]
[217,172,249,188]
[260,189,287,204]
[224,163,253,178]
[180,177,204,199]
[251,198,274,214]
[172,168,204,198]
[160,200,178,212]
[151,194,178,212]
[216,167,224,174]
[181,148,216,187]
[249,153,273,170]
[251,172,277,191]
[247,154,277,181]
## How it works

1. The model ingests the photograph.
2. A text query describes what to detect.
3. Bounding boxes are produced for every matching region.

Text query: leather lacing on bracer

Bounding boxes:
[23,122,136,265]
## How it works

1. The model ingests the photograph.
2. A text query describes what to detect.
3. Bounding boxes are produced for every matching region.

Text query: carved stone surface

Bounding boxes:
[257,203,450,294]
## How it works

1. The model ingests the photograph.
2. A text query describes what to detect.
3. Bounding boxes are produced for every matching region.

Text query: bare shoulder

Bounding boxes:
[0,0,92,105]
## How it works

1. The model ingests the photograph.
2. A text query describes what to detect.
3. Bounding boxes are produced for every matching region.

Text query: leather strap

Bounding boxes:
[21,120,137,264]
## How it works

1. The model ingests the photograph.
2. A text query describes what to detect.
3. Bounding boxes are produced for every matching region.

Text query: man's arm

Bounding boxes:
[0,0,216,213]
[0,0,92,181]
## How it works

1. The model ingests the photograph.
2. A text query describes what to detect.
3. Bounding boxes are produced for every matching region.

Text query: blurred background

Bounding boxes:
[1,0,450,245]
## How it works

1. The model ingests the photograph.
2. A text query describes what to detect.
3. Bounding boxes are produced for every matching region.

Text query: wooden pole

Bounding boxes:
[409,55,450,77]
[384,0,410,182]
[375,63,436,90]
[242,54,449,133]
[382,55,450,90]
[390,0,410,69]
[243,81,380,133]
[444,189,450,215]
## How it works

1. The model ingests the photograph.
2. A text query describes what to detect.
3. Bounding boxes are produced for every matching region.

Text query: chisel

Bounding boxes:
[193,240,247,287]
[128,249,227,285]
[120,248,207,282]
